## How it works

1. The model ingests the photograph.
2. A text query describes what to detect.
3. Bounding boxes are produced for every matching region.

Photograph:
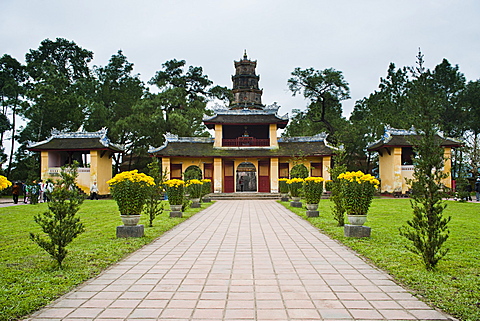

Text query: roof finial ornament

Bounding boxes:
[243,49,248,60]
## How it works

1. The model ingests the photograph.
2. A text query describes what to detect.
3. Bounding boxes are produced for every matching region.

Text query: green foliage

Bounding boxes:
[287,67,350,144]
[164,179,185,205]
[286,178,304,197]
[303,177,324,204]
[328,150,348,226]
[186,179,203,199]
[400,51,451,271]
[143,159,166,227]
[29,163,85,268]
[183,165,202,181]
[290,163,309,178]
[280,199,480,321]
[22,38,93,142]
[278,178,289,193]
[338,171,379,216]
[200,179,212,199]
[108,170,154,215]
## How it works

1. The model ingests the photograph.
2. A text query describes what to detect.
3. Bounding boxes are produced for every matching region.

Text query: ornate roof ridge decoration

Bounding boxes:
[28,127,124,151]
[204,102,288,121]
[278,133,328,143]
[367,125,463,150]
[149,133,214,153]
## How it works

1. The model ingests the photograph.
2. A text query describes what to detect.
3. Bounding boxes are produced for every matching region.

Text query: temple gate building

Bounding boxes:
[150,53,335,193]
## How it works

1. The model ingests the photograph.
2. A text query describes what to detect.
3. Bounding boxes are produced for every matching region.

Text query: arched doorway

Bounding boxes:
[236,162,257,192]
[184,165,202,181]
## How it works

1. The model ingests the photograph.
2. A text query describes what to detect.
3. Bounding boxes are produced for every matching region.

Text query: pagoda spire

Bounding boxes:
[230,52,264,110]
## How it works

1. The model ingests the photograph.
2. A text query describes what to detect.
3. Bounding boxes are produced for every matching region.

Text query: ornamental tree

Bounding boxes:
[29,162,84,268]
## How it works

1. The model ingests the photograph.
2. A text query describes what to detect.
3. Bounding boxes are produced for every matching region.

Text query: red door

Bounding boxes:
[223,161,234,193]
[258,161,270,193]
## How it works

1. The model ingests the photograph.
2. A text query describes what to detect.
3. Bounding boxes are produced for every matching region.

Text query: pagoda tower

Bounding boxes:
[230,51,263,110]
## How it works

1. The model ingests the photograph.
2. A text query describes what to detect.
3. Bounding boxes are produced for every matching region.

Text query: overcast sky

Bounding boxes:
[1,0,480,120]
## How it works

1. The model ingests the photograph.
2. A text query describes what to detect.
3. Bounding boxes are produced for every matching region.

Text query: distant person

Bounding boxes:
[12,182,20,204]
[22,181,27,203]
[90,181,99,200]
[475,178,480,202]
[45,180,54,202]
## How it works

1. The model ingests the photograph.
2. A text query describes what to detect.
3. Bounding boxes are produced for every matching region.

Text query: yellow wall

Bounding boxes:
[213,158,222,193]
[379,146,453,193]
[40,151,49,181]
[269,124,278,148]
[214,124,222,148]
[41,150,114,195]
[162,157,171,179]
[442,147,452,189]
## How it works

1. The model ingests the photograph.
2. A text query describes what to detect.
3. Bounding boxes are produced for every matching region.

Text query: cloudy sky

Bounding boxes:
[1,0,480,119]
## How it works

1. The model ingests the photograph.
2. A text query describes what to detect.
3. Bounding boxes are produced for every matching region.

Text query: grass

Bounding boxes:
[280,198,480,321]
[0,199,211,321]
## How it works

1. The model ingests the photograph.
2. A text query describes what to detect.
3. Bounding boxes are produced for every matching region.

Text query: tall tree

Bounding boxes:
[148,59,219,137]
[287,67,350,143]
[85,50,146,171]
[400,51,451,270]
[0,54,27,176]
[459,80,480,178]
[22,38,93,142]
[430,59,466,138]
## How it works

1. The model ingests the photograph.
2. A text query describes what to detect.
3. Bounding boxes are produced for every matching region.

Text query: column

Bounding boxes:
[270,158,279,193]
[213,158,222,193]
[442,147,452,189]
[162,158,171,180]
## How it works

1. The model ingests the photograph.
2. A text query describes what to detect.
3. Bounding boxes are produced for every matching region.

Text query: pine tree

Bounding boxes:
[399,51,451,270]
[30,162,85,268]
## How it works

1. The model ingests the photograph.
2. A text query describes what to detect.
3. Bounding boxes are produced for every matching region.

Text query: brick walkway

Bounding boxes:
[26,200,454,320]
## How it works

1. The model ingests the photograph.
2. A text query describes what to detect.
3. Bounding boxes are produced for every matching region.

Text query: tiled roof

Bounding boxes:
[28,128,124,152]
[367,127,462,151]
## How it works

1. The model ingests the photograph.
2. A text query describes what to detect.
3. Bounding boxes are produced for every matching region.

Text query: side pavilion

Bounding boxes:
[367,127,462,194]
[28,128,124,196]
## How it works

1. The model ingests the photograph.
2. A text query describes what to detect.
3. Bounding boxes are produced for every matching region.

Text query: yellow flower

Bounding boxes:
[107,170,155,186]
[286,178,304,184]
[201,179,211,183]
[304,176,325,183]
[186,179,203,187]
[164,179,185,188]
[0,175,12,190]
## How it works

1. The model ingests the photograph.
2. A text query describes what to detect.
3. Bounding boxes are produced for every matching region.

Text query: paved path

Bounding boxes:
[26,200,454,320]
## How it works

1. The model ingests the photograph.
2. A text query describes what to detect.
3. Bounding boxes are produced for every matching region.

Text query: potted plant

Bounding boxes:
[337,171,379,225]
[279,178,289,201]
[287,178,304,202]
[108,170,155,226]
[164,179,185,213]
[201,179,212,202]
[186,179,203,208]
[303,176,325,210]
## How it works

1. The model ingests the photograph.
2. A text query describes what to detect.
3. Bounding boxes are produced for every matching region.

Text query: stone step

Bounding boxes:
[208,192,281,200]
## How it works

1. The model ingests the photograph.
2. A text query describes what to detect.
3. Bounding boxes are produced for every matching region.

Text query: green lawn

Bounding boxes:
[0,199,210,321]
[281,198,480,321]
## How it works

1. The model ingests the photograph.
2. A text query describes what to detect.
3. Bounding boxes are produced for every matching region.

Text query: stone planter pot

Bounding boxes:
[306,203,318,211]
[291,196,301,202]
[170,205,183,212]
[120,214,141,226]
[347,215,367,226]
[191,198,201,208]
[280,193,289,202]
